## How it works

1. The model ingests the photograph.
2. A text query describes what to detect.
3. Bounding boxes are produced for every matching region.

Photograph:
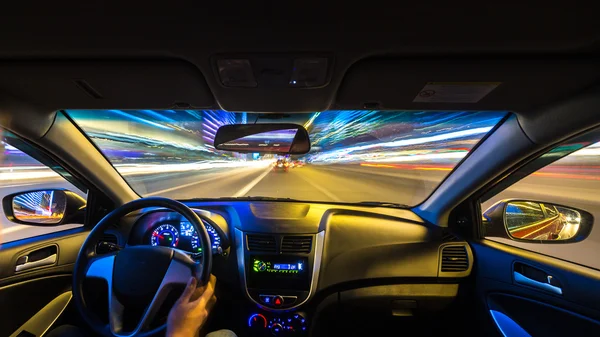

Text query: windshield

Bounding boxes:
[67,110,505,206]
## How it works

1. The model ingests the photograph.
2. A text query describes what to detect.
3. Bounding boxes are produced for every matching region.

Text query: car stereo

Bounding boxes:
[236,230,325,310]
[246,255,310,290]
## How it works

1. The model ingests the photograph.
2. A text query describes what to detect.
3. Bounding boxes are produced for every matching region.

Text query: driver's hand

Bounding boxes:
[167,275,217,337]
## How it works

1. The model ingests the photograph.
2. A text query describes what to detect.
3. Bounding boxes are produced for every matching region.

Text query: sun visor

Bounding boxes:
[0,60,215,110]
[335,58,600,112]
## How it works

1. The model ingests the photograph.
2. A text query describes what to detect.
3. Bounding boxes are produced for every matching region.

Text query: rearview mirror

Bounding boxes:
[482,199,593,243]
[214,123,311,154]
[3,189,86,226]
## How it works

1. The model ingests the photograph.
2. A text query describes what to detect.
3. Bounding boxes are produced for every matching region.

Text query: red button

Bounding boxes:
[273,296,283,307]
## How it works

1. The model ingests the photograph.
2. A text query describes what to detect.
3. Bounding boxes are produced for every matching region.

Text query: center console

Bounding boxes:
[235,229,325,336]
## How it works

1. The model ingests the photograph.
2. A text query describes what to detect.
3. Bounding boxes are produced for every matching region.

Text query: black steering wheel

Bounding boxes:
[72,197,213,337]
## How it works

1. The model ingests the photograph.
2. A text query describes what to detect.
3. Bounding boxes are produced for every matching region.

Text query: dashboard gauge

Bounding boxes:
[180,221,195,237]
[188,222,221,254]
[151,224,179,248]
[191,232,202,253]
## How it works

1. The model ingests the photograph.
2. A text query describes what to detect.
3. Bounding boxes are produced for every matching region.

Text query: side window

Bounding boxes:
[0,134,87,244]
[481,140,600,270]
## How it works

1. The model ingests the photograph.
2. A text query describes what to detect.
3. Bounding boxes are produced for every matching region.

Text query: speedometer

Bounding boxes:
[151,224,179,248]
[183,222,221,254]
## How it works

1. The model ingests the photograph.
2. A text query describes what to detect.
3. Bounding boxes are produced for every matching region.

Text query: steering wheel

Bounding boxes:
[72,197,213,337]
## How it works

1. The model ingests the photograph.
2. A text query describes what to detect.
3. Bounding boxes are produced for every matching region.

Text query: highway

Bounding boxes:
[129,164,447,204]
[1,164,599,269]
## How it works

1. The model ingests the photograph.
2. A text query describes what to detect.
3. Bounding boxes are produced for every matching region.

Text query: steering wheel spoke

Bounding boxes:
[108,257,192,336]
[86,253,117,281]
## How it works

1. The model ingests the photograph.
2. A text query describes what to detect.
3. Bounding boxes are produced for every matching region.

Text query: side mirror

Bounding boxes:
[482,199,593,243]
[214,123,311,154]
[3,189,86,226]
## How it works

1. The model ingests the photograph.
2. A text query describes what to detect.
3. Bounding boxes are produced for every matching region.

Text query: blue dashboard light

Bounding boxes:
[248,313,267,328]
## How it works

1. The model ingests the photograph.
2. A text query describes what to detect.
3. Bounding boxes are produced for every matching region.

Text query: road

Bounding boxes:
[1,164,599,269]
[128,164,446,204]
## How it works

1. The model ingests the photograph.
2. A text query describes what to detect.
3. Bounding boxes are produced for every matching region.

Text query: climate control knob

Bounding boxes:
[248,314,267,329]
[287,313,307,333]
[271,323,284,335]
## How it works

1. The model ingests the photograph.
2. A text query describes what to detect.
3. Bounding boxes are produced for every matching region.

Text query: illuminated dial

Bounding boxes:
[151,224,179,247]
[286,313,307,333]
[248,314,267,329]
[268,317,286,336]
[190,223,221,254]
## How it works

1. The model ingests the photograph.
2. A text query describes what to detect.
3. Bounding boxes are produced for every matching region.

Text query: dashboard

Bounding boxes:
[127,209,230,257]
[148,220,222,254]
[123,202,473,337]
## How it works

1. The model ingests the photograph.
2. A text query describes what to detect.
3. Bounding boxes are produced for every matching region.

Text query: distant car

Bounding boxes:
[272,159,289,172]
[293,160,305,168]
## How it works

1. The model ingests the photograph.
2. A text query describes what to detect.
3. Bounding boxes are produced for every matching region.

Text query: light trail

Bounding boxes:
[0,160,274,181]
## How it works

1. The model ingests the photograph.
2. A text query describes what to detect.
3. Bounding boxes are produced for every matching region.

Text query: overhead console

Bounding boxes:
[209,53,335,112]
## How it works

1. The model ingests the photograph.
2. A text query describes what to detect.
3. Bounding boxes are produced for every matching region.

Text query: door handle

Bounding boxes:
[514,271,562,295]
[15,254,57,272]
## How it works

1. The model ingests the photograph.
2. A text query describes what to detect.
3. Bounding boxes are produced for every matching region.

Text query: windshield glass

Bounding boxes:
[67,110,505,206]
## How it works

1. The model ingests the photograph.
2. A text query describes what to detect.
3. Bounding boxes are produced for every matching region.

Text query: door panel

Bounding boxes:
[472,240,600,337]
[0,228,88,336]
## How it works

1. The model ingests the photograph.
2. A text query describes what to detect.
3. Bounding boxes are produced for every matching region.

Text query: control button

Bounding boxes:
[260,295,273,305]
[282,296,297,305]
[273,295,284,307]
[271,323,283,335]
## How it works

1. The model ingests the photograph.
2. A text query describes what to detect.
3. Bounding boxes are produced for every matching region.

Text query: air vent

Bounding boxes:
[281,236,312,254]
[96,233,119,255]
[440,245,469,272]
[246,234,276,252]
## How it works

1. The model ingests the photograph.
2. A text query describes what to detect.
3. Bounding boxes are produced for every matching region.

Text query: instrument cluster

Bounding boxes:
[149,220,222,255]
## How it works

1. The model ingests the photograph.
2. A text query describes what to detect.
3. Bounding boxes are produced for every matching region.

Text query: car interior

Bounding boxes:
[1,3,600,337]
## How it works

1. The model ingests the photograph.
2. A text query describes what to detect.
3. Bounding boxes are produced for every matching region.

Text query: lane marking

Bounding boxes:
[146,174,228,196]
[295,171,341,202]
[233,168,272,197]
[315,165,443,183]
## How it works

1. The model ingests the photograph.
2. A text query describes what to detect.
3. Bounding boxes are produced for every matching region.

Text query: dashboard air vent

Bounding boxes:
[96,233,120,255]
[246,234,276,252]
[281,236,312,254]
[440,245,469,272]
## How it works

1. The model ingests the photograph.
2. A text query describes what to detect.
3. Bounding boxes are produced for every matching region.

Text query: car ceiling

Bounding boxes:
[0,2,600,141]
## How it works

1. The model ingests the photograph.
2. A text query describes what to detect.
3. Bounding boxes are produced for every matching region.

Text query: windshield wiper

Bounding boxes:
[358,201,410,208]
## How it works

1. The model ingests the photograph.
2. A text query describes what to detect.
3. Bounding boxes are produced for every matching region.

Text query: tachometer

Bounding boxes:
[151,224,179,247]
